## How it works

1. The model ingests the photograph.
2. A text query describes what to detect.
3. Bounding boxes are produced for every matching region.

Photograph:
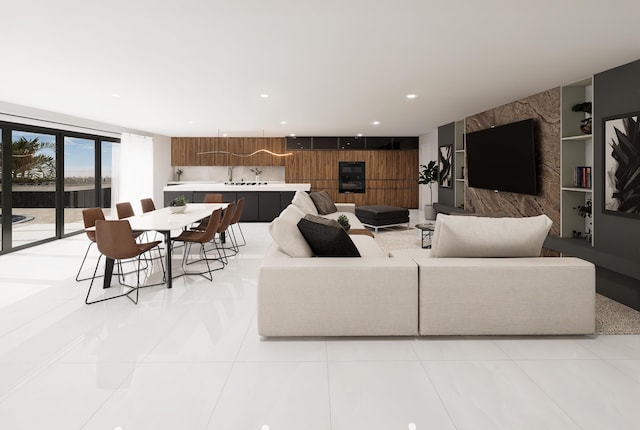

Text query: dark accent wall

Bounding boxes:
[437,122,455,208]
[464,88,561,236]
[593,58,640,308]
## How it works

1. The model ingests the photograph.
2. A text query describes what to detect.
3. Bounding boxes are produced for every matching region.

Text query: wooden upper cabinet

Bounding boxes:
[171,137,287,166]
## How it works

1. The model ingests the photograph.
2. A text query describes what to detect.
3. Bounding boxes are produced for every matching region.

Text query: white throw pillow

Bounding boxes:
[268,204,313,257]
[430,214,552,258]
[291,190,318,215]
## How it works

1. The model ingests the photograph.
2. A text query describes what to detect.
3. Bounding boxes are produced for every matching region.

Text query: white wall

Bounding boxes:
[419,131,439,212]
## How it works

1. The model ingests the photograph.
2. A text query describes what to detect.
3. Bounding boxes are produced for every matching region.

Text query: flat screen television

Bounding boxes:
[465,118,538,195]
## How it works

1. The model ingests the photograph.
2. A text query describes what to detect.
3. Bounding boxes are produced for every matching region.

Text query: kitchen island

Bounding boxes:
[163,182,310,222]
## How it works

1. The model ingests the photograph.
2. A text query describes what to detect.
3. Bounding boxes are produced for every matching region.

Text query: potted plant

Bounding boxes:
[250,167,263,182]
[418,161,438,220]
[169,195,188,213]
[337,214,351,231]
[572,102,592,134]
[175,168,183,182]
[574,198,592,240]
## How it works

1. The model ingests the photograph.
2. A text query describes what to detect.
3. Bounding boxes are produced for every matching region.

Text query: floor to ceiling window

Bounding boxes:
[11,130,57,249]
[0,120,120,255]
[63,136,96,235]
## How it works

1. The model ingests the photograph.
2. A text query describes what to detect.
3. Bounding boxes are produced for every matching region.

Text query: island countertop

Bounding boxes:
[164,182,310,193]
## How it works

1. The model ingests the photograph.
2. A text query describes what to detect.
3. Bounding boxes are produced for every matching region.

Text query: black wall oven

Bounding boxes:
[338,161,366,193]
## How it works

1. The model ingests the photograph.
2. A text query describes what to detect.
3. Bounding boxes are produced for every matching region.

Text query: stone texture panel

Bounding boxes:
[465,87,561,236]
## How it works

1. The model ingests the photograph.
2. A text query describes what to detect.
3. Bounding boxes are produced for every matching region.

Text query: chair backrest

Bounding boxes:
[116,202,135,219]
[82,207,105,242]
[199,208,223,243]
[95,220,142,260]
[230,197,244,225]
[204,193,223,203]
[217,201,236,233]
[140,198,156,213]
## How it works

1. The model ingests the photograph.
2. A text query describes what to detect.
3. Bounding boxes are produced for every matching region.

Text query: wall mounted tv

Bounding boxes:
[465,118,538,195]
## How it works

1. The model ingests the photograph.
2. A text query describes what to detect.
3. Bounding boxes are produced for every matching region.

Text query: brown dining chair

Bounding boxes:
[191,194,224,231]
[85,220,165,305]
[76,207,106,282]
[140,198,156,213]
[116,202,143,240]
[204,194,223,203]
[171,208,224,281]
[215,201,237,263]
[228,197,246,247]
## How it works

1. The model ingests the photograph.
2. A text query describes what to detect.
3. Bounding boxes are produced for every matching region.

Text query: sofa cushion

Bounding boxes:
[297,218,361,257]
[303,214,342,229]
[291,190,318,215]
[268,204,313,257]
[309,190,338,215]
[430,214,552,258]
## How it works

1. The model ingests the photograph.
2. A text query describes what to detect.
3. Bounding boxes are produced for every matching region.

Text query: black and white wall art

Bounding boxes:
[604,112,640,216]
[439,145,452,188]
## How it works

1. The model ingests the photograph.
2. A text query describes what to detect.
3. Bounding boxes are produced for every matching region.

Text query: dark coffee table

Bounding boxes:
[415,223,435,248]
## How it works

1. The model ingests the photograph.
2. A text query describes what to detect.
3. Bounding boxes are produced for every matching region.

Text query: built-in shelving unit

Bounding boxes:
[454,120,466,209]
[560,78,593,243]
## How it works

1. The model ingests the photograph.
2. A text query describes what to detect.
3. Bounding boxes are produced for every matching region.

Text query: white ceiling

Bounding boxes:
[1,1,639,138]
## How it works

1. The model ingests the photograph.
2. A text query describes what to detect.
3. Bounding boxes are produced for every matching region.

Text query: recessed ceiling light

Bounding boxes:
[222,133,228,137]
[111,93,121,98]
[289,133,296,137]
[406,94,417,99]
[260,94,269,98]
[372,121,380,125]
[280,121,287,125]
[357,133,363,137]
[187,120,194,124]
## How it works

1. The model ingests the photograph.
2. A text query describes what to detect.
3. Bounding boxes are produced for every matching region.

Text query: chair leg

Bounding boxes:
[76,242,102,282]
[232,223,246,247]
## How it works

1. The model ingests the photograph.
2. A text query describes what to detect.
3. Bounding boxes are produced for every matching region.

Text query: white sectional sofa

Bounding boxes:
[258,199,419,336]
[258,193,595,337]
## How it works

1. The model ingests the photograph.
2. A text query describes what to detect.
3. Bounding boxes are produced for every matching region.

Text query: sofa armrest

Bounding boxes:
[335,203,355,214]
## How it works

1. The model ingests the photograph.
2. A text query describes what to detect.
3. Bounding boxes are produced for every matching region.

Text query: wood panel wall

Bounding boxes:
[171,137,288,166]
[285,150,419,208]
[171,137,419,208]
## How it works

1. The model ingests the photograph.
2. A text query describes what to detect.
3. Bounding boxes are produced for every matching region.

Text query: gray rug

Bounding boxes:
[374,225,640,335]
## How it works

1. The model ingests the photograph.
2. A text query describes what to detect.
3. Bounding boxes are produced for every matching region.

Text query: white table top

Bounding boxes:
[122,203,228,232]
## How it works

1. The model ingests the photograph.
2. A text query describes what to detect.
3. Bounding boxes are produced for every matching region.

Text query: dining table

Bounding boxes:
[102,202,228,289]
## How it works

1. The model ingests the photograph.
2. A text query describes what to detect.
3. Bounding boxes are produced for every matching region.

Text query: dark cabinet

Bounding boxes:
[236,192,259,221]
[164,190,297,222]
[259,192,282,222]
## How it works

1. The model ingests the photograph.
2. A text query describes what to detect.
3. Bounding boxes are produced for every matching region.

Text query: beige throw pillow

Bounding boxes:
[430,213,552,258]
[291,190,318,215]
[309,190,338,215]
[268,204,313,257]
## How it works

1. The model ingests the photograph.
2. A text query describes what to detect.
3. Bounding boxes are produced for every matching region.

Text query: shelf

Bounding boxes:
[562,187,592,193]
[562,134,592,141]
[455,149,465,153]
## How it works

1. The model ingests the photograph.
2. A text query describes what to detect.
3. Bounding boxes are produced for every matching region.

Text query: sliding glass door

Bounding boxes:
[0,121,120,255]
[64,136,96,235]
[11,130,57,249]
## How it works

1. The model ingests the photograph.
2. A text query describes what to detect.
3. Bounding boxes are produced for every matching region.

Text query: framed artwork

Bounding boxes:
[604,112,640,217]
[439,145,452,188]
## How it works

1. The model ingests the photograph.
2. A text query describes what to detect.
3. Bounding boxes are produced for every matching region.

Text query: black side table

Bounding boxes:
[415,223,435,248]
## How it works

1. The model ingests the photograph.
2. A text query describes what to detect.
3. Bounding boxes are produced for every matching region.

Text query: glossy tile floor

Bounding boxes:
[1,219,640,429]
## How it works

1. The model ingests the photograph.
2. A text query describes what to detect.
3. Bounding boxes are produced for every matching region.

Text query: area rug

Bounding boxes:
[373,225,640,335]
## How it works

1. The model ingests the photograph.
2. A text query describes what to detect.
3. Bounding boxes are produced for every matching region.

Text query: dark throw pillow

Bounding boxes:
[297,218,361,257]
[309,190,338,215]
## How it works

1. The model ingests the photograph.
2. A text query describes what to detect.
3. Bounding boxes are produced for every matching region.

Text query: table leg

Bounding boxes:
[103,257,114,289]
[163,231,173,288]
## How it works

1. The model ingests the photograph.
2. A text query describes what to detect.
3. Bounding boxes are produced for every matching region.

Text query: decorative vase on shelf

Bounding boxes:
[580,118,592,135]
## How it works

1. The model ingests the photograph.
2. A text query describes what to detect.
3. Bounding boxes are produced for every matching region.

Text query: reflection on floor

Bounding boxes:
[0,210,639,429]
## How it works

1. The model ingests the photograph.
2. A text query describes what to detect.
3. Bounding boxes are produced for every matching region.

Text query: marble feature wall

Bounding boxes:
[465,87,561,235]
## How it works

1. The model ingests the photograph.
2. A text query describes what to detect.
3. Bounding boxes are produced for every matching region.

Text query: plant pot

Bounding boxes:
[424,205,437,221]
[169,205,187,213]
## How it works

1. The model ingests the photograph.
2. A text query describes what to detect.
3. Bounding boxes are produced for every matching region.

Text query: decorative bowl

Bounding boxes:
[169,205,187,214]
